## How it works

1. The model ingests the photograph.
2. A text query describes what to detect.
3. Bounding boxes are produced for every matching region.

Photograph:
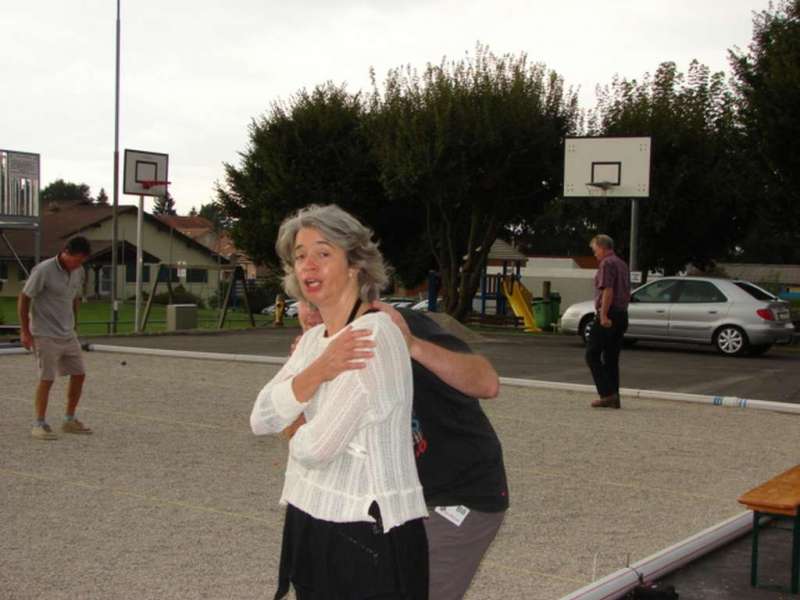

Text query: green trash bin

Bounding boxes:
[531,298,552,330]
[549,292,562,329]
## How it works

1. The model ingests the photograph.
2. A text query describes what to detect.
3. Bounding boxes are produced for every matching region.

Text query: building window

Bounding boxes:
[186,268,208,283]
[0,261,8,280]
[126,263,151,283]
[156,266,179,283]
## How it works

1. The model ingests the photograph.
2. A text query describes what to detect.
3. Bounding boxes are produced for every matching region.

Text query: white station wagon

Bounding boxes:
[559,276,795,356]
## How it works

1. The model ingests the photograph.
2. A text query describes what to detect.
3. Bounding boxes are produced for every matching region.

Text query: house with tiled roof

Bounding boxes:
[152,214,266,281]
[1,200,228,300]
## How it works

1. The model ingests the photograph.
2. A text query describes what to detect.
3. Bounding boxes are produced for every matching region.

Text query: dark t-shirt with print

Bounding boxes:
[399,309,509,512]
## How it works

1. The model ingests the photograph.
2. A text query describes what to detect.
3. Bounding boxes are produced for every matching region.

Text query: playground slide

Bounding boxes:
[500,278,540,332]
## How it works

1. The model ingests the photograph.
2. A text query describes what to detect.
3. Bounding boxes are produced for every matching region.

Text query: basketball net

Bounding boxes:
[586,181,614,198]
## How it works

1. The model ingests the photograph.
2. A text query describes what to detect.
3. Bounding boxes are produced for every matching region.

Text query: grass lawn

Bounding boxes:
[0,297,287,336]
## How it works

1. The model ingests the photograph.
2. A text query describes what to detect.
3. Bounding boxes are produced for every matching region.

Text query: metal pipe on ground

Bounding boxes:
[83,343,285,366]
[501,377,800,416]
[0,347,27,355]
[79,344,800,416]
[559,512,753,600]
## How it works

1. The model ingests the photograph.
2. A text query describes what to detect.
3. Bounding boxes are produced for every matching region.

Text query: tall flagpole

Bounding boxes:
[111,0,121,333]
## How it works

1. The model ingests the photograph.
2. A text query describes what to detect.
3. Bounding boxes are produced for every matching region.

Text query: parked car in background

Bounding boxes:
[411,299,431,311]
[559,277,795,356]
[260,300,299,318]
[381,297,416,309]
[284,301,299,318]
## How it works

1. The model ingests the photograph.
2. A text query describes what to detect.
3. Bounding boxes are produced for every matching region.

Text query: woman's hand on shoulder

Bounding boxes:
[313,326,375,382]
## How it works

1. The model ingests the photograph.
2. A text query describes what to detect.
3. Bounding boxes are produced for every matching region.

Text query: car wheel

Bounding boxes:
[747,343,772,356]
[579,315,595,345]
[714,325,749,356]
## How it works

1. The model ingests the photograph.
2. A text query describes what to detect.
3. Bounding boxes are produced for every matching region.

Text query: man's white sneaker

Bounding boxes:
[32,423,58,440]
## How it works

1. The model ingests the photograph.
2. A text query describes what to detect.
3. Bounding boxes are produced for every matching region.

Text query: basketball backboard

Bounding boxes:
[123,149,169,197]
[563,136,651,198]
[0,148,40,228]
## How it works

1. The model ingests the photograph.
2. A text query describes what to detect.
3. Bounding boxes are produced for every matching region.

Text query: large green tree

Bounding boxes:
[372,46,578,319]
[588,61,749,274]
[41,179,92,205]
[217,83,429,286]
[511,197,597,257]
[730,0,800,262]
[95,187,109,205]
[197,201,231,230]
[152,191,177,215]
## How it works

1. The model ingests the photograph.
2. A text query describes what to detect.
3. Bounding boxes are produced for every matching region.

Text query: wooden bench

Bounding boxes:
[738,465,800,594]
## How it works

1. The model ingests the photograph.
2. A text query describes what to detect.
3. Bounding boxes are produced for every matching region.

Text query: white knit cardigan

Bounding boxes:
[250,311,427,533]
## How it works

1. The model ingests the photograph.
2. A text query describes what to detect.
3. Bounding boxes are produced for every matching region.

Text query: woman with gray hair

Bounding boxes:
[250,204,428,599]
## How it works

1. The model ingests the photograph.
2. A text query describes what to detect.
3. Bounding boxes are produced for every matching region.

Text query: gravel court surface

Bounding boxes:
[1,351,798,599]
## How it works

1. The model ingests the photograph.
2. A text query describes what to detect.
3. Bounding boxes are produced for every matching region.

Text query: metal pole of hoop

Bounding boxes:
[135,180,169,332]
[135,193,144,332]
[587,181,638,271]
[630,198,639,272]
[111,0,121,333]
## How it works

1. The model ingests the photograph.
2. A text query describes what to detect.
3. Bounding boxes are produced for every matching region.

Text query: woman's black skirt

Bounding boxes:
[274,502,428,600]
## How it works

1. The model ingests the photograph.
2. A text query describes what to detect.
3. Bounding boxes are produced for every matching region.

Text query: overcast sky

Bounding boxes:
[3,0,771,215]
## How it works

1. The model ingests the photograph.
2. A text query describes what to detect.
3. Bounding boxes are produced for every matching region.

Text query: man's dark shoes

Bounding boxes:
[591,393,621,409]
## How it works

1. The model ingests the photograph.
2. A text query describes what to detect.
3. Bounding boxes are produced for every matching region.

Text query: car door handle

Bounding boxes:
[656,310,666,314]
[708,310,718,314]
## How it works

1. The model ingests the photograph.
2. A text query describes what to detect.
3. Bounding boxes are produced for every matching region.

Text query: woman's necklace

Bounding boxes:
[325,297,362,336]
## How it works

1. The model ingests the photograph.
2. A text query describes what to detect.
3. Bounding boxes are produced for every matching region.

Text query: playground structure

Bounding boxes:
[500,277,540,332]
[477,238,564,332]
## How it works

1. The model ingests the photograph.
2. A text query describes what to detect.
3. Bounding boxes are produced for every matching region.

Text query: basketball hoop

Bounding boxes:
[586,181,614,197]
[139,180,171,191]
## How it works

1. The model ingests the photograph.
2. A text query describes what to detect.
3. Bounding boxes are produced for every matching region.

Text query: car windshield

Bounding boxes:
[733,281,776,301]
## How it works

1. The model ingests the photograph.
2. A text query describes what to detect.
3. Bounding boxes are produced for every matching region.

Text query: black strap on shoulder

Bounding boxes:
[345,298,363,325]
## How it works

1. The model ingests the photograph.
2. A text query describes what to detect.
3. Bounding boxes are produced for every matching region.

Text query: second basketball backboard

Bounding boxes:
[123,149,169,197]
[563,136,651,198]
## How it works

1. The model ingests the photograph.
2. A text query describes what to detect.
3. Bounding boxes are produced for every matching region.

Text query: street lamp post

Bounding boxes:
[110,0,121,332]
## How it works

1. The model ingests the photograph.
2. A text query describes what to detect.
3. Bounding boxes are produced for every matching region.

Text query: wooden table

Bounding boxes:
[738,465,800,594]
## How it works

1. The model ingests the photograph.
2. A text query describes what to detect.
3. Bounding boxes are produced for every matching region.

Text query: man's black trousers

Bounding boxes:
[585,309,629,397]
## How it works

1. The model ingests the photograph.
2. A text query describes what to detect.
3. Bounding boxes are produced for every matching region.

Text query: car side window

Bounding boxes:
[632,280,680,303]
[677,281,727,303]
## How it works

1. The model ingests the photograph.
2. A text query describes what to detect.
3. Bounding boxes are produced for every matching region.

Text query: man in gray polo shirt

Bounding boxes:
[18,236,93,440]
